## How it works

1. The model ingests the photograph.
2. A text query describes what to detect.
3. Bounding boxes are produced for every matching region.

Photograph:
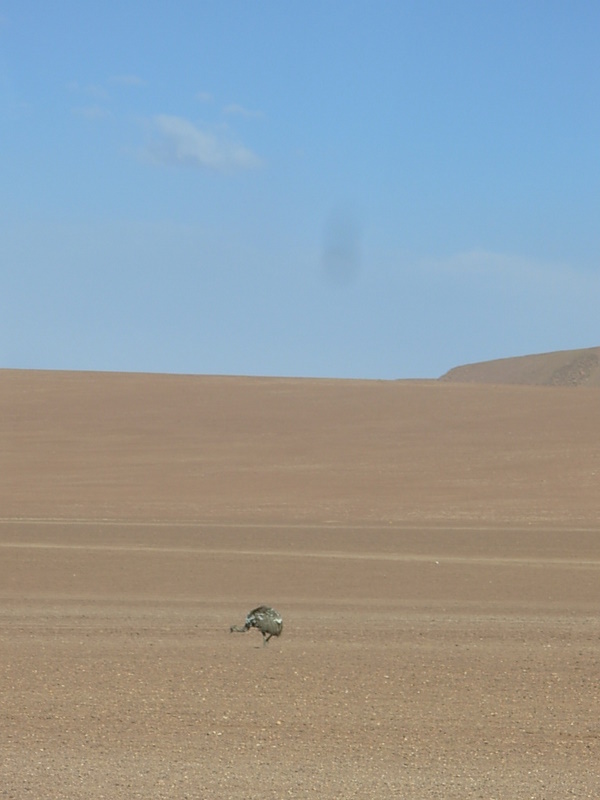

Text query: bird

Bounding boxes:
[229,605,283,646]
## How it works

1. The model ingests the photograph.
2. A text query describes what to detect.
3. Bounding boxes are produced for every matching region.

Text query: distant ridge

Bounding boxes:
[440,346,600,387]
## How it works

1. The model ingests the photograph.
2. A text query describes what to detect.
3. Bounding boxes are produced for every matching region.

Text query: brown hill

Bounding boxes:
[2,367,598,526]
[440,345,600,386]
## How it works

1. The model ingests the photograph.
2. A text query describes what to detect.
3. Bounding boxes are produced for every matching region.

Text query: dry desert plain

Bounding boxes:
[1,367,599,799]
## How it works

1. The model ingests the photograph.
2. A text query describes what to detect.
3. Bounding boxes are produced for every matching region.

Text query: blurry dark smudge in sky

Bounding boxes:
[320,209,362,287]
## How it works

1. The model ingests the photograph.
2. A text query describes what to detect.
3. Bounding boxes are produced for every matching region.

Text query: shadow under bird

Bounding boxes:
[230,605,283,646]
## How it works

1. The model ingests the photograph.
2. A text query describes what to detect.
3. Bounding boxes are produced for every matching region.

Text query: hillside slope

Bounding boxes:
[2,368,599,526]
[440,346,600,386]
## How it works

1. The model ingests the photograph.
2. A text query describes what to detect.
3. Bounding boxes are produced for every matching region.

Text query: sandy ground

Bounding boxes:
[1,370,599,798]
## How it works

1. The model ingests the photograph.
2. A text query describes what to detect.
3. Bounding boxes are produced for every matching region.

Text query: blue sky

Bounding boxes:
[2,1,599,379]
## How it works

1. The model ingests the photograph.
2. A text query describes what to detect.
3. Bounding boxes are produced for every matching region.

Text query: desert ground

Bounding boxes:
[1,366,599,798]
[441,345,600,387]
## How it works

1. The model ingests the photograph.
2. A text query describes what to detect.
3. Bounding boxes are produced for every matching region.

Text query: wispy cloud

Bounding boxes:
[145,114,263,172]
[110,74,145,87]
[67,81,110,101]
[223,103,263,119]
[423,249,555,280]
[417,248,600,359]
[421,249,600,306]
[72,104,112,121]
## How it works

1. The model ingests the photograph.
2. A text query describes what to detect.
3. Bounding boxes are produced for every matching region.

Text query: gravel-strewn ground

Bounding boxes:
[2,370,599,797]
[2,523,599,799]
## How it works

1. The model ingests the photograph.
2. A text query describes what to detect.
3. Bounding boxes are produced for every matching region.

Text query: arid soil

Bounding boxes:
[441,345,600,387]
[1,368,599,798]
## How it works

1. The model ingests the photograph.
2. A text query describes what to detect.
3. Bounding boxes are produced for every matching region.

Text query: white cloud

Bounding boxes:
[110,74,145,87]
[146,114,263,172]
[422,249,530,277]
[67,81,110,101]
[420,248,600,327]
[72,104,112,121]
[424,249,598,291]
[223,103,263,119]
